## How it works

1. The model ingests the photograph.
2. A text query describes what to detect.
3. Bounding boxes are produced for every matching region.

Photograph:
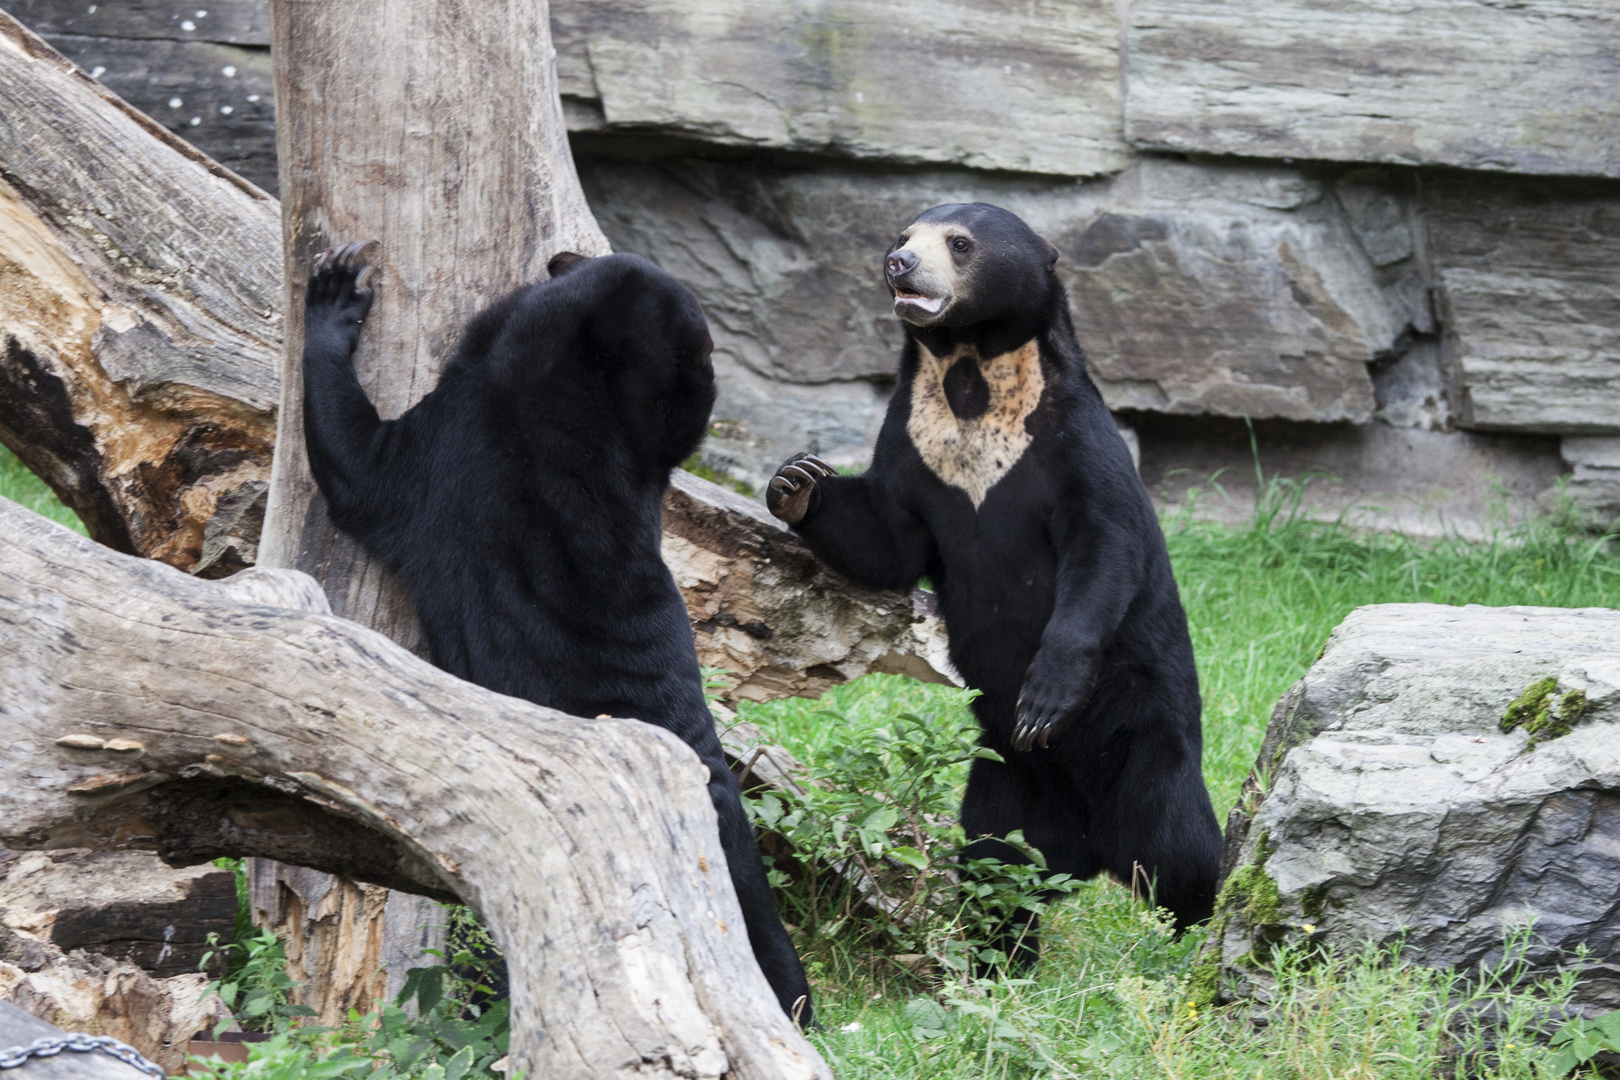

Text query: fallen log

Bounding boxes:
[0,10,280,576]
[0,926,232,1076]
[0,495,828,1080]
[665,469,957,704]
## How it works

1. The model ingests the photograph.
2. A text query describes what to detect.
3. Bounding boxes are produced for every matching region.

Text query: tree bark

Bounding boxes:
[0,497,830,1080]
[0,11,281,576]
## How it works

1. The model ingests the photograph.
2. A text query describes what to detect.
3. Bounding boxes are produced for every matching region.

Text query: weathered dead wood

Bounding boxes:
[0,848,237,978]
[666,469,959,702]
[0,10,281,576]
[0,928,232,1076]
[0,496,829,1080]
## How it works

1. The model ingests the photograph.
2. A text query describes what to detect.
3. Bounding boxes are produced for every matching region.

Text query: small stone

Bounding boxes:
[103,738,145,753]
[214,733,253,747]
[56,734,105,750]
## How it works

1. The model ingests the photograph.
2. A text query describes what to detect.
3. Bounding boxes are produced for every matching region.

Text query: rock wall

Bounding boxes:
[9,0,1618,522]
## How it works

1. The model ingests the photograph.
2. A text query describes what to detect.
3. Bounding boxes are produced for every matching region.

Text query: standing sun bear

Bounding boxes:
[300,243,813,1024]
[767,204,1222,950]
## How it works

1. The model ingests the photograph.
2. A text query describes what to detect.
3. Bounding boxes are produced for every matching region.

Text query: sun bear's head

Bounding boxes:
[884,203,1060,330]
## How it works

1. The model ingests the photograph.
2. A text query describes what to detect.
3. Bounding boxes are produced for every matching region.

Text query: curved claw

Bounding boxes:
[799,454,835,477]
[356,265,378,290]
[781,464,820,486]
[770,475,800,494]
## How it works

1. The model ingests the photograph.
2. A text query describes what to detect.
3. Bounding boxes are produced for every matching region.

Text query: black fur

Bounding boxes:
[301,244,813,1023]
[770,204,1222,953]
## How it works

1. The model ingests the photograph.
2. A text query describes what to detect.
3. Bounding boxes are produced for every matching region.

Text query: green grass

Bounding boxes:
[0,444,86,533]
[736,481,1619,1079]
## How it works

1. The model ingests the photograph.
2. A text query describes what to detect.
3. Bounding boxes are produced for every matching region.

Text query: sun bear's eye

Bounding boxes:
[950,237,971,252]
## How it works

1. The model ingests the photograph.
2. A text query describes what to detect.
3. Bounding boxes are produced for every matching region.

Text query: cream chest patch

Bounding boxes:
[906,340,1044,509]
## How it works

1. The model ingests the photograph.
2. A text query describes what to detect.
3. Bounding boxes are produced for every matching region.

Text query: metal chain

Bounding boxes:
[0,1035,165,1079]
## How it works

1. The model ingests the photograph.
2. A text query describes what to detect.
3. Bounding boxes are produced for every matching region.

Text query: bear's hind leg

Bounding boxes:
[959,754,1052,973]
[1095,738,1221,931]
[703,754,816,1026]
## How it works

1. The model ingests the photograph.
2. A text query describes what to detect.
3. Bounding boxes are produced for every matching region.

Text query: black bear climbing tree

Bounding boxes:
[250,0,613,1022]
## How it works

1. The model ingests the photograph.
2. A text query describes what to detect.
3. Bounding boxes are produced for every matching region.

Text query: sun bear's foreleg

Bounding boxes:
[302,243,390,539]
[767,455,935,591]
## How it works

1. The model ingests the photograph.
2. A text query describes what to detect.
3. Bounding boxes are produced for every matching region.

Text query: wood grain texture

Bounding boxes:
[0,11,280,574]
[0,497,828,1080]
[0,849,237,979]
[0,936,232,1075]
[1125,0,1620,179]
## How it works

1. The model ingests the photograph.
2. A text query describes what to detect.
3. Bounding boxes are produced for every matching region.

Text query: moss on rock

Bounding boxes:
[1501,676,1592,748]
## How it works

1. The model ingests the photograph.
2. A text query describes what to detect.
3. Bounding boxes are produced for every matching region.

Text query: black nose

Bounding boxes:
[886,249,918,279]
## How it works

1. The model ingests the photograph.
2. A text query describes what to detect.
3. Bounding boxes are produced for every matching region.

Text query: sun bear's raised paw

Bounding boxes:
[765,453,834,525]
[305,240,378,351]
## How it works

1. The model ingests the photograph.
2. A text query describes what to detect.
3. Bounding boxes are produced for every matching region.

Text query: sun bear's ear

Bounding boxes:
[1043,239,1060,273]
[547,251,592,279]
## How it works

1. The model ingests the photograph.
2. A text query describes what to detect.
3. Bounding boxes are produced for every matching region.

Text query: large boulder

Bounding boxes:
[1125,0,1620,180]
[1202,604,1620,1011]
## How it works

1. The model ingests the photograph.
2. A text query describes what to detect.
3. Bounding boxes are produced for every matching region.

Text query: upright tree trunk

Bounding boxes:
[254,0,610,1023]
[260,0,610,637]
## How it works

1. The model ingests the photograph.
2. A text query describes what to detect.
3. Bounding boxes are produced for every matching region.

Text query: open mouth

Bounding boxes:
[892,290,946,315]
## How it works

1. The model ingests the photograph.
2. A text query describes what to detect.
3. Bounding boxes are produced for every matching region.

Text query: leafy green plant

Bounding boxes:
[1549,1012,1620,1077]
[193,923,511,1080]
[744,707,1078,977]
[200,926,315,1033]
[362,960,510,1080]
